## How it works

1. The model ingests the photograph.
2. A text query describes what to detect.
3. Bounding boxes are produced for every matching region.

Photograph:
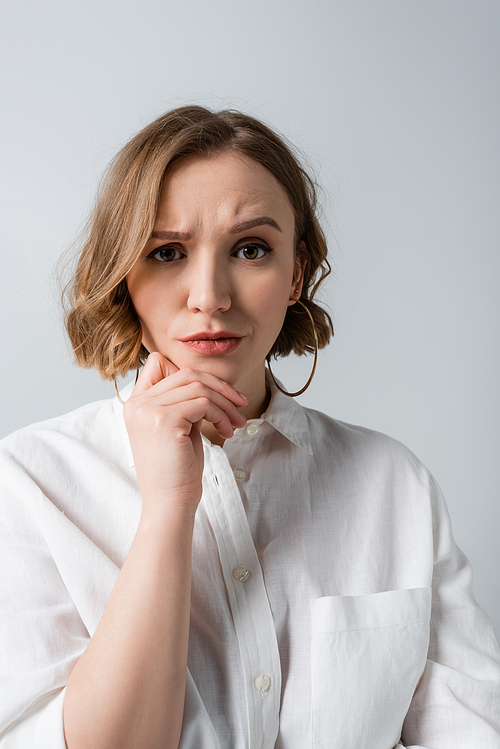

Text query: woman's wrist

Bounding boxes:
[139,497,198,531]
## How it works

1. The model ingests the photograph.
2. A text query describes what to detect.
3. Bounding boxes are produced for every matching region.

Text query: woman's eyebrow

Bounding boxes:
[229,217,282,234]
[150,217,283,241]
[151,230,191,240]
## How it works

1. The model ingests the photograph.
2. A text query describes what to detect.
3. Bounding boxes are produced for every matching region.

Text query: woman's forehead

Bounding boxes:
[155,151,295,233]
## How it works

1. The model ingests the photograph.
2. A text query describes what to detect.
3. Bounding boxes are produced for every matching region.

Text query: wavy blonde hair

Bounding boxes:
[62,106,334,379]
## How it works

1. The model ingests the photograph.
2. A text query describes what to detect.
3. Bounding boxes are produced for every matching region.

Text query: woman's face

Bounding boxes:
[126,151,305,396]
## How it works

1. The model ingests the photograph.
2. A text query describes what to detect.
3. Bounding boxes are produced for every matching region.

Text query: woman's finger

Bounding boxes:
[146,366,248,409]
[171,397,241,440]
[132,352,179,395]
[146,382,247,430]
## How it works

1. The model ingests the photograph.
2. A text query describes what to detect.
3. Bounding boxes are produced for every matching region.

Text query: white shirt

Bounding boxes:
[0,376,499,748]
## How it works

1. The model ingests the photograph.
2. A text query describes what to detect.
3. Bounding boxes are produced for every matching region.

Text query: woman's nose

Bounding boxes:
[186,256,232,314]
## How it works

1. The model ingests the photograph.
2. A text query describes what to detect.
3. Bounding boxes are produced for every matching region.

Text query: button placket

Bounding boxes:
[201,445,282,749]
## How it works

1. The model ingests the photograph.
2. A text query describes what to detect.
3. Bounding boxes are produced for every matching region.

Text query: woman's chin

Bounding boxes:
[170,351,265,392]
[161,350,241,384]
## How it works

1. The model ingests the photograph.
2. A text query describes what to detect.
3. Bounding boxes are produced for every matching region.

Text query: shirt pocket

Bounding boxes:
[311,587,431,749]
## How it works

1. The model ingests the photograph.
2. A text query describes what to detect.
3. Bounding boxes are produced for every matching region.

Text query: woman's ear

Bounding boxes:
[288,242,307,305]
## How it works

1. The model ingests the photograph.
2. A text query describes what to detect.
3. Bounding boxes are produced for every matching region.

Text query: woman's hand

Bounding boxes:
[123,352,248,513]
[66,351,246,749]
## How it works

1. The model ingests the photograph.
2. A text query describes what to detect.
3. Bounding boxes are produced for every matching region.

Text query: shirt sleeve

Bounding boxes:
[0,456,89,748]
[400,475,500,748]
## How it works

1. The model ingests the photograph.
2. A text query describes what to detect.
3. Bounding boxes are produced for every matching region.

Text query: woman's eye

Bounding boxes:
[235,243,270,260]
[147,246,183,262]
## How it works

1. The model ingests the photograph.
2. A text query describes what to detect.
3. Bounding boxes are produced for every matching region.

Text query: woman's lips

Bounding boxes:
[180,337,243,355]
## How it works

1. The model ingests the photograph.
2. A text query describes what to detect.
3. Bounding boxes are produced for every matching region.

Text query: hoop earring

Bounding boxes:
[267,299,318,397]
[114,369,140,406]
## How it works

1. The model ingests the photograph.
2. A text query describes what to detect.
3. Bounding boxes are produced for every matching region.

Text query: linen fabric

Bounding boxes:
[0,376,499,748]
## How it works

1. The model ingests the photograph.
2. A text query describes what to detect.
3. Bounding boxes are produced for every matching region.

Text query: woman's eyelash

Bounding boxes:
[234,242,273,260]
[146,245,184,262]
[146,241,273,263]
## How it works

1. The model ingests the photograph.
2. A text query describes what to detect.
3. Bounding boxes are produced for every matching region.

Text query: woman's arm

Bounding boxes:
[62,502,196,749]
[62,353,247,749]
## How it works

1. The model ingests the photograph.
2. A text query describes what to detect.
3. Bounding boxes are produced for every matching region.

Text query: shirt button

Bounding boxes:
[254,674,271,693]
[232,566,250,582]
[233,468,246,481]
[246,423,259,436]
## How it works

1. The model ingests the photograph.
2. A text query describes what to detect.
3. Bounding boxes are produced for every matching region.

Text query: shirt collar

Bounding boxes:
[113,380,136,467]
[259,369,313,455]
[114,368,313,468]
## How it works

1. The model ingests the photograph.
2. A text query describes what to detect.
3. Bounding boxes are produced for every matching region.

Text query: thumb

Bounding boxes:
[132,352,179,395]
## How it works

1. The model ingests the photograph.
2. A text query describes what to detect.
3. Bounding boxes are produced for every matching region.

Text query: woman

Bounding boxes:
[0,106,499,749]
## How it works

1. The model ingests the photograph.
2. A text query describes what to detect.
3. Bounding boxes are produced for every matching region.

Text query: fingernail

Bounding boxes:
[237,391,248,400]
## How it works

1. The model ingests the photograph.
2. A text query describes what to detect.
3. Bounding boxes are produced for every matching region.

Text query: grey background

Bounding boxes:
[1,0,498,640]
